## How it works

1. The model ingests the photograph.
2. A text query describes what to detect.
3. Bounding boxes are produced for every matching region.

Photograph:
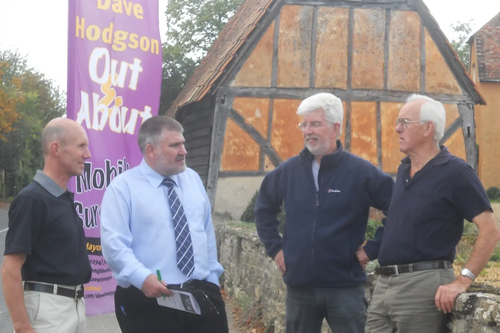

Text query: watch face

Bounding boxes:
[461,268,468,275]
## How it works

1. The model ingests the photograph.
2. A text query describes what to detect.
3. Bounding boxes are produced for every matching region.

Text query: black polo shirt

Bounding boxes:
[377,147,491,266]
[4,171,91,285]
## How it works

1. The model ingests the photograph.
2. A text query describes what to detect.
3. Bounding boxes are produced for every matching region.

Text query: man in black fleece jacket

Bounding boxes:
[254,93,394,333]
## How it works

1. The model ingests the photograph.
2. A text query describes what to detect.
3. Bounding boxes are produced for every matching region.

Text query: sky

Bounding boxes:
[0,0,499,92]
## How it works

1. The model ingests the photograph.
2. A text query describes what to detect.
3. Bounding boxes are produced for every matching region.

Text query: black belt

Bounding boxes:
[375,261,453,276]
[24,282,84,301]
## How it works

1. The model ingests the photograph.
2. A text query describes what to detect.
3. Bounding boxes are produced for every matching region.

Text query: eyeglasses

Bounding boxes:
[396,118,422,129]
[298,121,323,130]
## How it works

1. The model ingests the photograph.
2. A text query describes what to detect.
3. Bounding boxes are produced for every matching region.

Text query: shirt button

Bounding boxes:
[406,179,408,182]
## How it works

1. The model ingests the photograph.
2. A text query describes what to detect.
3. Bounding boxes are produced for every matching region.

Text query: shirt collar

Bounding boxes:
[139,159,180,188]
[33,170,66,197]
[401,146,452,167]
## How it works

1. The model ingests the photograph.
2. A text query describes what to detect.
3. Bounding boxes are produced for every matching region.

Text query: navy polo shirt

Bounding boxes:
[377,147,491,266]
[4,171,92,285]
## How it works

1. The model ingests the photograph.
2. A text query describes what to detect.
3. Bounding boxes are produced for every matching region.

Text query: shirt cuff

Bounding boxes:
[129,267,153,290]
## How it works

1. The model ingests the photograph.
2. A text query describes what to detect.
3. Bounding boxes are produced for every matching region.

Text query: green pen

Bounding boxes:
[156,269,165,300]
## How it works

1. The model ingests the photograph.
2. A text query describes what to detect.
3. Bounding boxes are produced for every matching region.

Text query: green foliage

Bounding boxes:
[490,254,500,262]
[160,0,244,114]
[366,219,382,240]
[487,187,500,201]
[240,190,258,223]
[0,49,65,198]
[450,20,473,70]
[240,190,285,233]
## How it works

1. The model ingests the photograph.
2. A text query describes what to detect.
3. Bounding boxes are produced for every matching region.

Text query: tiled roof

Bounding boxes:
[472,11,500,81]
[166,0,274,116]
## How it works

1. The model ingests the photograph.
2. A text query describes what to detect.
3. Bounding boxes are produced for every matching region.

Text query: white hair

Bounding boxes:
[296,93,343,138]
[407,94,446,143]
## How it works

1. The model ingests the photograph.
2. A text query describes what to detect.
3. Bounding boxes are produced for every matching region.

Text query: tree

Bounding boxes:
[0,49,65,198]
[159,0,244,114]
[450,20,474,70]
[0,56,24,140]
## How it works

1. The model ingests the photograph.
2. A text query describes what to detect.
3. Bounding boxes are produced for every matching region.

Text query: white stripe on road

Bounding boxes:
[0,228,8,233]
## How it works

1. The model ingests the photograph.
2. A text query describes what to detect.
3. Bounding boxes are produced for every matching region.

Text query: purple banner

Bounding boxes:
[67,0,161,315]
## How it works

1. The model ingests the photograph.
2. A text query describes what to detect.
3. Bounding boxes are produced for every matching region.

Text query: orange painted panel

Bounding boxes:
[315,7,348,89]
[425,29,462,94]
[446,130,467,162]
[277,5,313,88]
[233,97,270,138]
[233,22,274,87]
[381,102,405,173]
[352,9,385,90]
[272,99,304,160]
[221,119,260,171]
[351,102,378,166]
[475,83,500,188]
[388,11,421,91]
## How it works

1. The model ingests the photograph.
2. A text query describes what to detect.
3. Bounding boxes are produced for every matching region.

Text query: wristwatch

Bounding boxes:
[461,268,476,281]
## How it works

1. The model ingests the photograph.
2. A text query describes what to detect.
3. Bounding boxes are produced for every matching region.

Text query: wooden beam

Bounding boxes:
[263,98,275,170]
[457,103,478,170]
[310,6,319,88]
[218,86,476,104]
[412,0,485,104]
[347,8,354,91]
[219,171,270,178]
[383,9,391,91]
[206,94,233,208]
[420,18,426,92]
[229,108,283,167]
[284,0,415,11]
[345,101,352,152]
[439,116,463,146]
[271,14,280,88]
[217,0,283,89]
[376,101,382,169]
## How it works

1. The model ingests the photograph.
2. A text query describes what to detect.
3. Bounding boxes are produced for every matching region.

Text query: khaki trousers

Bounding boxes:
[365,268,455,333]
[22,291,86,333]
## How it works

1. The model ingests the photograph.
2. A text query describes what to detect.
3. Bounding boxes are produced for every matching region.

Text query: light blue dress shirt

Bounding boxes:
[100,159,224,289]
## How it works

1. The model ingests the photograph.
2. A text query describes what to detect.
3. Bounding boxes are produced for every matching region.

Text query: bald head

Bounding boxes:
[41,118,82,156]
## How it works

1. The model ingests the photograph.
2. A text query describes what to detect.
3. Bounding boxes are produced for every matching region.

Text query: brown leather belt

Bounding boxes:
[24,282,84,301]
[375,261,453,276]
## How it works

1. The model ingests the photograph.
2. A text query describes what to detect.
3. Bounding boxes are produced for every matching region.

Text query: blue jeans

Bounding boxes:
[286,285,367,333]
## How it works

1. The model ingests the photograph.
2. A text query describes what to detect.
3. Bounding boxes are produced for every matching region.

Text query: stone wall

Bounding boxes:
[215,219,500,333]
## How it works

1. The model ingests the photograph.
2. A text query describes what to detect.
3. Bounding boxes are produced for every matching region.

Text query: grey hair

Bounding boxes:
[407,94,446,143]
[138,116,184,154]
[296,93,343,138]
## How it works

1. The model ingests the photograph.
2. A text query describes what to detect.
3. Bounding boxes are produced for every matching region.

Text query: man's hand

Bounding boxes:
[434,277,470,313]
[356,246,370,269]
[274,250,286,275]
[141,274,173,298]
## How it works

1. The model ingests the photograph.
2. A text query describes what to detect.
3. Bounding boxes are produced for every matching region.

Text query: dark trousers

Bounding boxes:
[114,280,229,333]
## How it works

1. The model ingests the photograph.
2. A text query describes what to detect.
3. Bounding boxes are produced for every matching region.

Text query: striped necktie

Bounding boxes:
[162,178,195,277]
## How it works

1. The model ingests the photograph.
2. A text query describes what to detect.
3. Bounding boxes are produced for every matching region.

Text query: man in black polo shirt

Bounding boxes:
[1,118,92,333]
[361,95,500,333]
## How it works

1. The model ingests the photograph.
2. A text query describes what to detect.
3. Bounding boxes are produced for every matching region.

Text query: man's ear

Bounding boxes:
[145,143,156,159]
[50,141,60,157]
[332,123,341,139]
[424,121,435,138]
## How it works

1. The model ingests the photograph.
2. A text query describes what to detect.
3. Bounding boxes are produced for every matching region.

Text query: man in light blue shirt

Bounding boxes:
[100,116,228,333]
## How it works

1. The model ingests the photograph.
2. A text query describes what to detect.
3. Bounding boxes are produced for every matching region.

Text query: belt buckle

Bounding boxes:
[388,265,399,275]
[75,286,83,301]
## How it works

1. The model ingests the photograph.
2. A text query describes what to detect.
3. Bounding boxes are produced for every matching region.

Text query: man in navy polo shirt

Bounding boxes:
[361,95,500,333]
[1,118,92,333]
